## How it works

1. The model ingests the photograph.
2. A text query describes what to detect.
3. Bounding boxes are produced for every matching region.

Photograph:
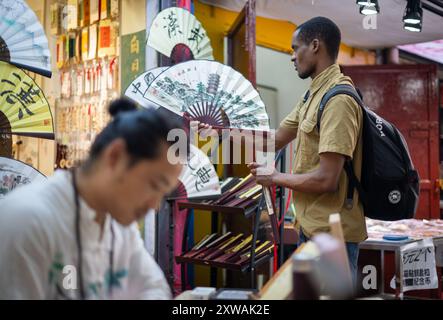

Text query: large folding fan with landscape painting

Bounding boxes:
[0,0,52,77]
[124,66,169,108]
[0,156,46,200]
[0,61,54,139]
[169,144,221,200]
[144,60,270,131]
[147,7,214,62]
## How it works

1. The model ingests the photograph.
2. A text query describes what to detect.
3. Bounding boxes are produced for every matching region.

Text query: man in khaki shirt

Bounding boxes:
[249,17,367,282]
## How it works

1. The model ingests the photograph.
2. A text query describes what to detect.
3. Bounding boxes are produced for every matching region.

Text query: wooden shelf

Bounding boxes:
[175,251,273,272]
[177,201,259,218]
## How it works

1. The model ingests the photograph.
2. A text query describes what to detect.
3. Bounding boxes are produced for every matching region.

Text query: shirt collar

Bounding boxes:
[309,63,341,95]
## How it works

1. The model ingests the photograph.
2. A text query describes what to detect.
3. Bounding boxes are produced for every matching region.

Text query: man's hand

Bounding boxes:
[189,120,215,139]
[248,162,279,187]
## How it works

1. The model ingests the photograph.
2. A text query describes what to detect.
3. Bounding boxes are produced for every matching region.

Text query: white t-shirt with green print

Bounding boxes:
[0,170,171,300]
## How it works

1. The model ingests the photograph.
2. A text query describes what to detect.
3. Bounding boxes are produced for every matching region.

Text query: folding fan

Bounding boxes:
[0,0,52,77]
[124,66,169,108]
[0,61,55,139]
[171,144,221,199]
[144,60,270,131]
[147,7,214,62]
[0,156,46,199]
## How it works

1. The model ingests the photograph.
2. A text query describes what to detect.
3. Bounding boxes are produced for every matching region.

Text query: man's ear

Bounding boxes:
[311,39,320,54]
[104,138,127,169]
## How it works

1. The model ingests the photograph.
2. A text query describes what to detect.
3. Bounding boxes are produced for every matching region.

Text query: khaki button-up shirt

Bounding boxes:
[280,64,367,243]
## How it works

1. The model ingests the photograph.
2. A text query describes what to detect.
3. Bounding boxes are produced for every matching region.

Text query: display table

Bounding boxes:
[359,237,443,299]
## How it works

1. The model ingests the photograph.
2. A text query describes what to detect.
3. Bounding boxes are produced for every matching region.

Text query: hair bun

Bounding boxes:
[108,98,138,117]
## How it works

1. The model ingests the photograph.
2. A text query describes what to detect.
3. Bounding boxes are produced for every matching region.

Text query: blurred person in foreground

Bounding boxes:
[0,98,183,299]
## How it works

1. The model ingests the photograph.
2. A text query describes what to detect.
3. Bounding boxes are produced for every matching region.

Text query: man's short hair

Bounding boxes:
[296,17,341,60]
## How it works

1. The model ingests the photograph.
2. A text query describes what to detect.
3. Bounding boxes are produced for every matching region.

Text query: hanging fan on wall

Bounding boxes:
[0,156,46,199]
[144,60,270,131]
[169,144,221,200]
[0,61,55,139]
[124,66,169,108]
[147,7,214,63]
[0,0,52,77]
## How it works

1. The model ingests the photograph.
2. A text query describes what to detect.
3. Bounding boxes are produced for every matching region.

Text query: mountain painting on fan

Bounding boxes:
[144,60,270,131]
[0,0,51,77]
[0,62,54,139]
[147,7,214,63]
[0,157,46,199]
[168,144,220,200]
[124,67,169,108]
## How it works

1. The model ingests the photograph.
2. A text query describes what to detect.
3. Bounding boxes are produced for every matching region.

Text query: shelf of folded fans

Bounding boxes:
[175,251,273,272]
[177,201,259,218]
[176,174,267,218]
[175,233,275,272]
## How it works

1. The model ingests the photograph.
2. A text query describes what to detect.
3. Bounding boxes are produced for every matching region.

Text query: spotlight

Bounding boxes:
[403,0,422,24]
[356,0,378,6]
[359,4,380,15]
[404,21,422,32]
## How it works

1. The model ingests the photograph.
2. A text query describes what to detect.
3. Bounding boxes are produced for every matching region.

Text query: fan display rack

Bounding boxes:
[167,148,287,291]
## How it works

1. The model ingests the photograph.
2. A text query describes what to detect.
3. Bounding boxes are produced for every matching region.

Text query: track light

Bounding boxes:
[403,0,423,24]
[359,4,380,15]
[356,0,378,7]
[404,21,422,32]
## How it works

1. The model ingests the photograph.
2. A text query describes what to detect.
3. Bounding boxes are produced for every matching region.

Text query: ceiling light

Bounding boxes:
[359,4,380,15]
[404,21,422,32]
[356,0,378,6]
[403,0,423,24]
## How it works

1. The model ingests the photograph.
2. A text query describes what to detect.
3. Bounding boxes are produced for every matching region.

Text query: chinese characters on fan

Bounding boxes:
[1,72,42,120]
[163,11,182,38]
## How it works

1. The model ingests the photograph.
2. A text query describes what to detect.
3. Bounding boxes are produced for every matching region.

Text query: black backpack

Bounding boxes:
[317,84,420,221]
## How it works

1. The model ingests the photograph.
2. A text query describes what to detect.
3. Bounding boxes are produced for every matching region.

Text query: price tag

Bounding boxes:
[400,238,438,292]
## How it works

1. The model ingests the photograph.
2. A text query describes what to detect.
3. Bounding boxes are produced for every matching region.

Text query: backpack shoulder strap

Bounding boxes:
[316,84,367,210]
[317,84,364,132]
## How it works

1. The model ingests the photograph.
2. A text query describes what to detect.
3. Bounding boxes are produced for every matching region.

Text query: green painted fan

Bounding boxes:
[0,0,52,77]
[0,61,54,139]
[144,60,270,131]
[147,7,213,63]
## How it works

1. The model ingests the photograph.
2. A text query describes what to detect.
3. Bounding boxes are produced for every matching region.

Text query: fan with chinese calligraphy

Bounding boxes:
[168,144,220,200]
[144,60,270,131]
[147,7,213,63]
[124,66,168,108]
[0,62,54,139]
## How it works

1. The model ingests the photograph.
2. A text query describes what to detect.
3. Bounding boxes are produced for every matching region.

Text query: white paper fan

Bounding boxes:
[0,0,52,77]
[144,60,270,131]
[124,67,169,108]
[172,144,221,199]
[147,7,213,62]
[0,156,46,199]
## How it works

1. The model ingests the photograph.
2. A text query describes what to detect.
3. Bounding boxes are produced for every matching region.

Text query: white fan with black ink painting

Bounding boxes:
[0,156,46,200]
[170,144,221,200]
[124,67,168,108]
[147,7,213,63]
[144,60,270,131]
[0,0,52,77]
